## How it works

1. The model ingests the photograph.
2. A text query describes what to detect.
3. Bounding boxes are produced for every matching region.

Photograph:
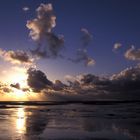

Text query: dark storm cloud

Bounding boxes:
[124,46,140,61]
[27,3,64,59]
[27,68,53,92]
[68,49,95,66]
[0,49,33,65]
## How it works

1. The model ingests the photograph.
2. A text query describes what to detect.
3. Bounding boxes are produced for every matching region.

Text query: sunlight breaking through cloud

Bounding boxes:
[0,49,34,65]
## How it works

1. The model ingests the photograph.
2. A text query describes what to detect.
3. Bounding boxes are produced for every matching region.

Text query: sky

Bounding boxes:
[0,0,140,101]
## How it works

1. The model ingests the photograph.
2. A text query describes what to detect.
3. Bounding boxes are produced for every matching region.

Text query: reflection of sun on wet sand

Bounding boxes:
[16,107,26,134]
[0,102,140,140]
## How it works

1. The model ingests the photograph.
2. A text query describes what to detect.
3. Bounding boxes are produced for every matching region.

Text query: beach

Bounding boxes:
[0,101,139,140]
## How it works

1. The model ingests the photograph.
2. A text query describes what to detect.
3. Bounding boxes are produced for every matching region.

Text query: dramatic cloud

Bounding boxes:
[27,68,53,92]
[10,80,30,92]
[23,7,30,12]
[68,49,95,66]
[65,75,80,87]
[75,65,140,93]
[26,3,64,58]
[124,46,140,61]
[53,80,67,90]
[111,65,140,81]
[45,33,64,58]
[30,46,47,58]
[101,65,140,100]
[26,3,94,65]
[81,28,93,48]
[67,28,95,66]
[0,65,138,101]
[0,49,34,65]
[0,64,135,101]
[113,43,122,52]
[62,65,140,100]
[26,3,56,41]
[80,74,100,85]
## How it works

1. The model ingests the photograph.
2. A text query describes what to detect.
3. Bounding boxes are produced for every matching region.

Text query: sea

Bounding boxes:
[0,101,140,140]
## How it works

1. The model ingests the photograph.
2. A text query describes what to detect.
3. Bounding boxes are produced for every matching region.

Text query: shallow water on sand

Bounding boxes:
[0,102,140,140]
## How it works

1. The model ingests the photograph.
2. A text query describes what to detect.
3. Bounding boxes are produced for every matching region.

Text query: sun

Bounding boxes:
[1,67,30,100]
[4,67,28,88]
[1,66,41,101]
[10,89,28,100]
[9,72,28,88]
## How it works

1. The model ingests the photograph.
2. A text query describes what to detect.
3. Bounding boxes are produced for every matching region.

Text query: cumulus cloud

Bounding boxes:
[42,90,98,101]
[45,33,64,58]
[74,65,140,94]
[68,49,95,66]
[113,43,122,52]
[67,28,95,66]
[23,6,30,12]
[86,58,95,66]
[0,49,34,65]
[27,68,53,92]
[101,65,140,100]
[110,65,140,89]
[124,45,140,61]
[0,64,139,101]
[30,46,47,58]
[80,74,100,85]
[65,75,81,88]
[26,3,56,40]
[10,81,30,92]
[63,65,140,100]
[26,3,95,65]
[81,28,93,48]
[53,80,67,90]
[22,87,30,92]
[10,83,20,90]
[111,65,140,81]
[0,83,12,94]
[26,3,64,58]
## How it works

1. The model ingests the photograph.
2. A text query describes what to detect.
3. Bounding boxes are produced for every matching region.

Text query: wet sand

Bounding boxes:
[0,101,140,140]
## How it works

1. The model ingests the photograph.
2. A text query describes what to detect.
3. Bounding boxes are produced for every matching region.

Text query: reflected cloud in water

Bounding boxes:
[0,103,140,140]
